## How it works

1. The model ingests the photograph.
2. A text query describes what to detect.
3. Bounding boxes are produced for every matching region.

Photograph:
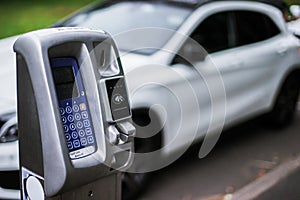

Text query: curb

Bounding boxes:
[226,106,300,200]
[228,154,300,200]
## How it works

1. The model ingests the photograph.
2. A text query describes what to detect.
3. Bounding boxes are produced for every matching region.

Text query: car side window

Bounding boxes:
[191,12,231,53]
[172,12,231,65]
[234,11,281,47]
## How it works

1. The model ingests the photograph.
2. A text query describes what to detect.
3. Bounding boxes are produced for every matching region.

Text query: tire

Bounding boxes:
[122,109,162,200]
[267,75,300,128]
[122,171,149,200]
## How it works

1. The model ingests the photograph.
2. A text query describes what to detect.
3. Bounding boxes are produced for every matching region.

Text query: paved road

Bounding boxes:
[139,109,300,200]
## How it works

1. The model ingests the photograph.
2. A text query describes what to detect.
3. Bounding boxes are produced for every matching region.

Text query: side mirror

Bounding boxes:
[173,38,207,66]
[290,5,300,18]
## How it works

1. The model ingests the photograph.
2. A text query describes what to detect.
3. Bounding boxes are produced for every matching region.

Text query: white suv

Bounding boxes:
[0,0,300,199]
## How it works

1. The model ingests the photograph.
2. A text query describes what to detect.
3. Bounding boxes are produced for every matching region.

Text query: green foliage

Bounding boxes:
[0,0,95,38]
[287,0,300,5]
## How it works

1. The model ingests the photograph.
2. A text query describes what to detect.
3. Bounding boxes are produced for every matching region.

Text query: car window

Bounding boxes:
[172,12,231,65]
[234,11,281,47]
[59,1,193,55]
[191,12,231,53]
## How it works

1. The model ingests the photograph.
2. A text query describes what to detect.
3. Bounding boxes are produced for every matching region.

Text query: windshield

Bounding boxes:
[59,1,193,54]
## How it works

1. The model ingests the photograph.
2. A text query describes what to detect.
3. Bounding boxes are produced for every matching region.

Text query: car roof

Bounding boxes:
[93,0,204,9]
[171,0,287,9]
[94,0,287,11]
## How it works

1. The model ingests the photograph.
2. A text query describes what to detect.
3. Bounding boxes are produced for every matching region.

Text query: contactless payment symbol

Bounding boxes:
[113,93,125,105]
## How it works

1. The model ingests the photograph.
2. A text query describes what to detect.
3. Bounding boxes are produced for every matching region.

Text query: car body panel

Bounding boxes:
[288,18,300,36]
[0,36,17,116]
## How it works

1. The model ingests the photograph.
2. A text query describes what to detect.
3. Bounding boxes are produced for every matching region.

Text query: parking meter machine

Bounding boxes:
[13,28,135,200]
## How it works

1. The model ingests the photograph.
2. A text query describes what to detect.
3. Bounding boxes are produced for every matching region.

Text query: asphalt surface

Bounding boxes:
[139,107,300,200]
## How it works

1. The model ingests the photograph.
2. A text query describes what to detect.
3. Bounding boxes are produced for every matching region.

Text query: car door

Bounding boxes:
[221,10,285,123]
[189,10,285,126]
[170,11,233,145]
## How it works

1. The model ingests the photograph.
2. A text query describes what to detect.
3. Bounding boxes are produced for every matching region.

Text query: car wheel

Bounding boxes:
[267,75,300,128]
[122,109,162,200]
[121,170,149,200]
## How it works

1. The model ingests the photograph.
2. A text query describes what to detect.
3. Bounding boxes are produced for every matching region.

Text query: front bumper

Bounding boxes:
[0,141,19,199]
[0,187,19,200]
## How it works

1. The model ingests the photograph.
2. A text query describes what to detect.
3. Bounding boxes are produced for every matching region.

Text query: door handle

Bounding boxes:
[277,46,287,56]
[232,55,243,68]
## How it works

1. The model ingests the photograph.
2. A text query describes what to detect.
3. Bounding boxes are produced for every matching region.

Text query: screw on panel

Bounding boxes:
[88,190,93,198]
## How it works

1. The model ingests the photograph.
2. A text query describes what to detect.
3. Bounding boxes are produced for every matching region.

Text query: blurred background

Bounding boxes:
[0,0,94,39]
[0,0,298,39]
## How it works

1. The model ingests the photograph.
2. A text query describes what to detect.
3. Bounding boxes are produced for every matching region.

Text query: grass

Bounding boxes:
[0,0,298,39]
[0,0,95,38]
[288,0,300,5]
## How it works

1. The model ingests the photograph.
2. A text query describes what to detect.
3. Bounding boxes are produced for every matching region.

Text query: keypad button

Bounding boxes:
[74,113,81,121]
[65,133,71,141]
[71,132,78,139]
[83,120,90,127]
[73,105,79,112]
[73,140,80,148]
[63,125,69,132]
[67,142,73,150]
[87,136,94,144]
[66,106,72,114]
[61,116,67,124]
[76,121,83,129]
[69,123,76,131]
[67,115,74,122]
[85,128,92,135]
[81,111,88,119]
[80,138,87,146]
[80,103,86,111]
[78,130,85,137]
[59,107,65,115]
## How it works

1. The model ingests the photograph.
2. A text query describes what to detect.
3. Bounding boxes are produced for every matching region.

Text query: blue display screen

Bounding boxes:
[52,66,79,100]
[50,57,97,159]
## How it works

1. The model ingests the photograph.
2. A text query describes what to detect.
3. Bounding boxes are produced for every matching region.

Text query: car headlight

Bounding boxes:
[0,116,18,143]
